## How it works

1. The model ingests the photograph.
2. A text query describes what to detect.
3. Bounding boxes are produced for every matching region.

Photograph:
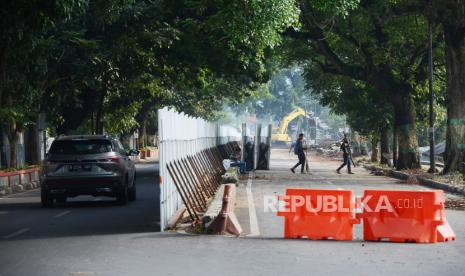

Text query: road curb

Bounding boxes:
[0,169,41,197]
[363,164,465,196]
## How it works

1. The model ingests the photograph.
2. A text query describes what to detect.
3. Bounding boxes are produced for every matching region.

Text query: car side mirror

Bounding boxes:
[127,149,139,156]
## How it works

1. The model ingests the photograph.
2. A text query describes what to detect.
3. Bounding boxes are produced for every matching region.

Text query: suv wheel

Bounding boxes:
[41,190,54,208]
[116,180,128,205]
[56,196,67,204]
[128,174,136,202]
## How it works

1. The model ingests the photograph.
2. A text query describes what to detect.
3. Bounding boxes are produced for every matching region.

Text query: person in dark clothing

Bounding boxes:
[244,141,254,171]
[230,148,246,174]
[291,133,306,174]
[336,138,354,174]
[289,141,296,154]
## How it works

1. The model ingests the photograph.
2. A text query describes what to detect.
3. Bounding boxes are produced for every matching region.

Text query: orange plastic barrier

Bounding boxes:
[360,190,456,243]
[277,189,358,240]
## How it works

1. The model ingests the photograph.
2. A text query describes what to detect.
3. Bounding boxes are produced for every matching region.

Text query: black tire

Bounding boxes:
[128,174,136,202]
[116,180,129,205]
[41,190,54,208]
[56,196,67,204]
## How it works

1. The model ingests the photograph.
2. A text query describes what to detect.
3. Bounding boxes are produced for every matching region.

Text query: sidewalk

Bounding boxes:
[235,148,465,239]
[133,148,159,164]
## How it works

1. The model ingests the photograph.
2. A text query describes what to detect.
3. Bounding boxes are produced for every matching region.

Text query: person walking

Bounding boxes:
[291,133,306,174]
[336,138,354,174]
[289,140,296,154]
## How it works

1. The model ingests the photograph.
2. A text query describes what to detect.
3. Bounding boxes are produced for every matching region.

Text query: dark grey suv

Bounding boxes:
[41,135,138,207]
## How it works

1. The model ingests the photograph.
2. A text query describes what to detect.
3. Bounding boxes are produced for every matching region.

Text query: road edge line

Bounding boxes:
[246,172,260,237]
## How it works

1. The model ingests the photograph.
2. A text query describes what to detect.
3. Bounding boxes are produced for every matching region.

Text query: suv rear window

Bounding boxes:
[49,140,114,154]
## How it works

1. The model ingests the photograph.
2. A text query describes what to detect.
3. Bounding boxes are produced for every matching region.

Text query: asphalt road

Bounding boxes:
[237,153,465,239]
[235,149,465,275]
[1,155,465,276]
[0,163,160,275]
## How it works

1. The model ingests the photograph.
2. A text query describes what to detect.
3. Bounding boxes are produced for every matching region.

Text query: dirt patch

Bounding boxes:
[363,160,465,190]
[445,198,465,211]
[433,173,465,189]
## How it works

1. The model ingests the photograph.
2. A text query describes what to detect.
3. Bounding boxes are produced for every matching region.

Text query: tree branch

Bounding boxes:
[282,27,320,41]
[293,0,368,82]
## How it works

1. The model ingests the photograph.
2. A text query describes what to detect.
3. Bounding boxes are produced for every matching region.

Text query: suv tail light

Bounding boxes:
[42,160,62,175]
[98,157,120,163]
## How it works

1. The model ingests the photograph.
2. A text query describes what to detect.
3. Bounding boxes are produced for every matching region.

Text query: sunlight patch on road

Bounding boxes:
[54,210,72,218]
[246,173,260,237]
[69,272,96,276]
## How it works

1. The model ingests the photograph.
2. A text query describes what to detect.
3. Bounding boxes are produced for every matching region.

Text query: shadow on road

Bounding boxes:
[0,164,161,241]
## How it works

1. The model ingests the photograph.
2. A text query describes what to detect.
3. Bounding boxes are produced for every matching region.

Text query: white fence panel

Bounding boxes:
[158,107,241,230]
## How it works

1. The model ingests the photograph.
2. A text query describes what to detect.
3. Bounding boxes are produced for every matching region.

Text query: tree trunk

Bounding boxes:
[56,88,98,135]
[143,119,148,146]
[390,92,420,169]
[392,126,398,168]
[95,91,105,135]
[443,25,465,174]
[0,43,8,108]
[95,115,104,134]
[26,123,38,165]
[351,132,362,156]
[8,122,19,168]
[371,134,379,163]
[360,135,368,155]
[138,118,147,149]
[380,128,391,165]
[90,111,95,135]
[371,66,420,169]
[120,133,131,149]
[0,126,5,169]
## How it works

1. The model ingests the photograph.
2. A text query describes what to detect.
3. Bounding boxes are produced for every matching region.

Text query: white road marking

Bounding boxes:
[54,210,71,218]
[3,228,30,239]
[69,272,96,276]
[0,211,8,215]
[246,173,260,237]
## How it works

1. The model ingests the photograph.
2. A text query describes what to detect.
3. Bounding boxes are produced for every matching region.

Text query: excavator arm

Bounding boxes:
[272,107,309,143]
[276,108,306,135]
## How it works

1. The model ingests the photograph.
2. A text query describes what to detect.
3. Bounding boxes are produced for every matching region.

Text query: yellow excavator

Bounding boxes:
[271,107,310,144]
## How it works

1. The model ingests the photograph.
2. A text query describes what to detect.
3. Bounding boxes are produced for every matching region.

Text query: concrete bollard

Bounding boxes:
[13,184,24,193]
[203,184,242,235]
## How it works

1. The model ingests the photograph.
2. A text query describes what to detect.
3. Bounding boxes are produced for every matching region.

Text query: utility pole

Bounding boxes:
[428,22,436,173]
[304,102,309,173]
